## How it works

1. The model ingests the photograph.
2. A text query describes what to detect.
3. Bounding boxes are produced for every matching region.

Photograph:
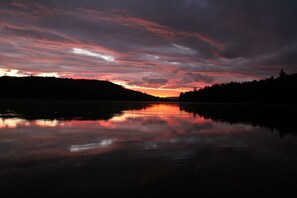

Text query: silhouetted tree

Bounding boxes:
[279,69,287,78]
[179,71,297,104]
[0,76,161,101]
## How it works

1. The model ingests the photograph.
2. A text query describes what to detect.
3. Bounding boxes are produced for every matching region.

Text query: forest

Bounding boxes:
[0,76,159,101]
[179,71,297,104]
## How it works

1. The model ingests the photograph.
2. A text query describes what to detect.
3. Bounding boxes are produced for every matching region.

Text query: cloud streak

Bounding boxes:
[72,48,115,62]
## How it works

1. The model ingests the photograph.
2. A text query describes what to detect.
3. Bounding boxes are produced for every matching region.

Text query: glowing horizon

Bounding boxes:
[0,68,187,97]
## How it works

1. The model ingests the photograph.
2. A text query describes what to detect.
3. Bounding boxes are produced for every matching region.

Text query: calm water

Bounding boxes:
[0,100,297,197]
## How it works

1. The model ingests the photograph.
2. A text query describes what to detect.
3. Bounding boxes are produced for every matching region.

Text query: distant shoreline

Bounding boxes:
[0,76,164,101]
[179,71,297,104]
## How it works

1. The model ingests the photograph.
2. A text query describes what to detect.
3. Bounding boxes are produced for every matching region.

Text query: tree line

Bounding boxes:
[180,71,297,104]
[0,76,160,101]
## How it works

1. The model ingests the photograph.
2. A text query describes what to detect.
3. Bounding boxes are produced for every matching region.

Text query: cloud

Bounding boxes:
[185,0,209,7]
[184,72,214,83]
[0,68,26,77]
[172,43,191,51]
[143,77,168,85]
[171,43,197,55]
[72,48,115,62]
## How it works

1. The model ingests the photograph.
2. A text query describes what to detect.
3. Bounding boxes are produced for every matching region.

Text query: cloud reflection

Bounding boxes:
[0,103,259,165]
[0,118,58,128]
[70,140,113,152]
[0,118,28,128]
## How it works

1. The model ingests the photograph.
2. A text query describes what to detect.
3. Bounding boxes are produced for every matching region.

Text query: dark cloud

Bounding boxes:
[143,77,168,84]
[1,24,74,43]
[184,73,214,83]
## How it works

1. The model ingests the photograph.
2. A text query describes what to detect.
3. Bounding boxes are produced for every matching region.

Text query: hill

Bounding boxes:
[0,76,160,101]
[179,71,297,104]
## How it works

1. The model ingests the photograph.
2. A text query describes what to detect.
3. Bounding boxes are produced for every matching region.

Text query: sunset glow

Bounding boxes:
[1,1,297,97]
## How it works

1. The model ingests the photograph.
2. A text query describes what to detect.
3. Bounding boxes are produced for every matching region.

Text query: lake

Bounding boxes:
[0,100,297,197]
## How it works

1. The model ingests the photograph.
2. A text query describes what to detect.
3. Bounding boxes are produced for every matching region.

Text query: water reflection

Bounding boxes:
[1,102,295,163]
[0,118,59,128]
[1,101,297,197]
[0,99,151,120]
[180,103,297,137]
[0,103,257,164]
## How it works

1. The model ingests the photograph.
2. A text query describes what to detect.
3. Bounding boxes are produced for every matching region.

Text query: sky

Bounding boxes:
[1,0,297,97]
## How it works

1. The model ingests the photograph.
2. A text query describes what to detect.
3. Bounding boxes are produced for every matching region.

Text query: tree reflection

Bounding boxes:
[0,99,153,120]
[180,103,297,137]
